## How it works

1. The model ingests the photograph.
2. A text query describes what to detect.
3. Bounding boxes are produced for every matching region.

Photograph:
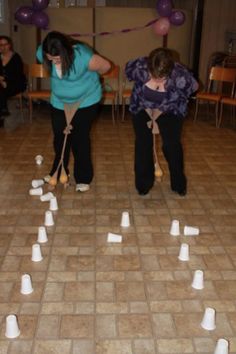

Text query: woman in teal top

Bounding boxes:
[37,31,111,192]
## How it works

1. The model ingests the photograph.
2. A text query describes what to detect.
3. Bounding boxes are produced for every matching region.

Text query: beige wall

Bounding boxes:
[199,0,236,85]
[9,6,192,68]
[95,8,192,69]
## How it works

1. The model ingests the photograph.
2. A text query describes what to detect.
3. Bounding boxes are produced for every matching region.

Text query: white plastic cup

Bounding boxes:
[44,210,54,226]
[107,232,122,243]
[40,192,54,202]
[214,338,229,354]
[191,270,204,290]
[201,307,216,331]
[29,187,43,196]
[184,225,200,236]
[178,243,190,261]
[120,211,130,227]
[170,219,180,236]
[49,196,58,211]
[35,155,43,165]
[20,274,33,295]
[31,179,44,188]
[37,226,48,243]
[31,244,43,262]
[5,315,20,338]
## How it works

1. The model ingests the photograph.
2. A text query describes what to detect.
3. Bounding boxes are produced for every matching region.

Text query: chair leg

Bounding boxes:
[115,95,119,120]
[29,98,33,123]
[215,102,219,127]
[218,103,223,128]
[19,95,24,123]
[111,100,115,124]
[194,100,199,122]
[122,98,125,121]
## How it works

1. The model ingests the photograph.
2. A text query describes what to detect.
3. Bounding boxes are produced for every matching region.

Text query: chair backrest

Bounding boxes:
[207,66,236,96]
[28,63,50,91]
[101,65,120,93]
[223,55,236,68]
[28,63,50,79]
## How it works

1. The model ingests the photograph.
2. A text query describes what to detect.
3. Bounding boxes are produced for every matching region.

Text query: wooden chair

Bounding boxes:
[27,63,51,123]
[223,55,236,68]
[194,66,236,127]
[101,65,120,124]
[218,95,236,128]
[121,68,132,121]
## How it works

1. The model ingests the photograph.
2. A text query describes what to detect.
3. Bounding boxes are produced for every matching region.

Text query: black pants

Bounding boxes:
[132,110,186,193]
[0,85,24,113]
[50,103,99,184]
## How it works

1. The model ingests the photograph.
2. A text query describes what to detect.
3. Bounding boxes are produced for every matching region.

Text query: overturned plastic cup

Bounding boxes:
[31,179,44,188]
[40,192,54,202]
[120,211,130,227]
[184,225,200,236]
[29,187,43,196]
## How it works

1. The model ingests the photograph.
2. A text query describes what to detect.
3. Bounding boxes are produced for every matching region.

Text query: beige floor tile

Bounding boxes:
[118,314,152,338]
[60,315,94,338]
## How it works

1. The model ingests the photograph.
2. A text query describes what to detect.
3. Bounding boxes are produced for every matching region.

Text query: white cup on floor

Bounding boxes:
[214,338,229,354]
[31,244,43,262]
[5,315,20,338]
[170,219,180,236]
[201,307,216,331]
[20,274,33,295]
[120,211,130,227]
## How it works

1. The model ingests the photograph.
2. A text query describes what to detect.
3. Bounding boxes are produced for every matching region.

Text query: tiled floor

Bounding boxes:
[0,104,236,353]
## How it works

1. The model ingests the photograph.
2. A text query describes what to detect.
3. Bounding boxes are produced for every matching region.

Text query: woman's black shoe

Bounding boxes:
[138,189,149,196]
[172,188,187,196]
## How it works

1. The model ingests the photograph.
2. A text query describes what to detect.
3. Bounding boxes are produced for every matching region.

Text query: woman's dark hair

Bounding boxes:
[42,31,76,76]
[147,47,174,78]
[0,35,13,50]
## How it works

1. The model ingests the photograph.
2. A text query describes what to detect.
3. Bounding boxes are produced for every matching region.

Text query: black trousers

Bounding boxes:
[132,110,186,193]
[50,103,99,184]
[0,84,25,113]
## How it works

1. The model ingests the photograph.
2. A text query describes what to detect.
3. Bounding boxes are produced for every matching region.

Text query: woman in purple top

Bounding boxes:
[125,48,198,196]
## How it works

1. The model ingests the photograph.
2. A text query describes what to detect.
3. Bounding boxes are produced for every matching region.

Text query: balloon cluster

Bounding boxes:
[15,0,49,30]
[154,0,185,36]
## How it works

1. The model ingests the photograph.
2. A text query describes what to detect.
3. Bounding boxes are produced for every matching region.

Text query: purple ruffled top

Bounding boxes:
[125,57,198,117]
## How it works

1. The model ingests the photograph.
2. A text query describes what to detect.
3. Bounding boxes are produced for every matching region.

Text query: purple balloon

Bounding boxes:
[14,6,34,25]
[31,11,49,29]
[32,0,50,11]
[156,0,173,18]
[170,10,186,26]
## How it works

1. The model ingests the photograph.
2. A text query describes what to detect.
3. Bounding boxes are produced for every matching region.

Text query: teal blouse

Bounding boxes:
[36,43,102,110]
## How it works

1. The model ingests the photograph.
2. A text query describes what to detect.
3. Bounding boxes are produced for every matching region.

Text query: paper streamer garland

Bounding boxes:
[69,18,159,38]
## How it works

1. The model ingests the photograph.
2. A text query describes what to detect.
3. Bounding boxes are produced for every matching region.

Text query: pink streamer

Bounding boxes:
[69,18,158,38]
